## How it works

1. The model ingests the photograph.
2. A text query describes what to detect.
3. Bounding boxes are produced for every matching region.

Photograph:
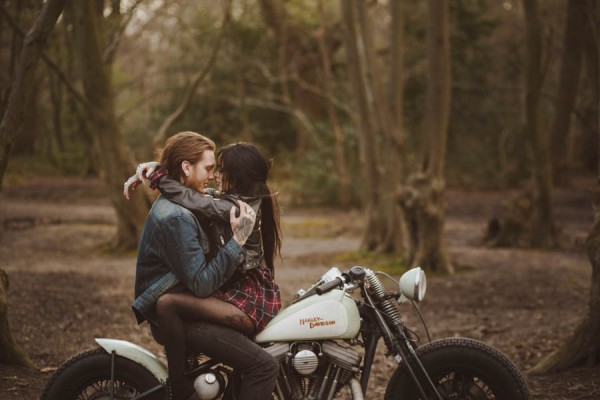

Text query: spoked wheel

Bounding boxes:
[434,370,496,399]
[384,338,531,400]
[41,348,163,400]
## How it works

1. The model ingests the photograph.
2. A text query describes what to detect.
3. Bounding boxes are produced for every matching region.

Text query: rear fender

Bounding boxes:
[95,338,168,383]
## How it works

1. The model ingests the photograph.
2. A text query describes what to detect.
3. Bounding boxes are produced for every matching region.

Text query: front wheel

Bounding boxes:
[41,347,163,400]
[384,337,531,400]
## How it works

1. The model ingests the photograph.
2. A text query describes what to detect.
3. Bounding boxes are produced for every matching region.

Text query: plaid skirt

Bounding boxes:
[212,264,281,333]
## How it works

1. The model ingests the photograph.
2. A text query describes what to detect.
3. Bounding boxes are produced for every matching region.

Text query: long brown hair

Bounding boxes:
[217,143,282,274]
[159,131,215,182]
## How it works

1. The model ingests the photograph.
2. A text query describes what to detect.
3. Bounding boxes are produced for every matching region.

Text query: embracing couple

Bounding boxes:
[125,131,282,400]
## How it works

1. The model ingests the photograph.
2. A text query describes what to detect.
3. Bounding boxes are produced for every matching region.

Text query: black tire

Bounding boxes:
[384,337,531,400]
[41,347,164,400]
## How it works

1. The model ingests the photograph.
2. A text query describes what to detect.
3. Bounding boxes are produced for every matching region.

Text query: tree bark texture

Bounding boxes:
[340,0,405,254]
[340,0,382,248]
[69,1,151,251]
[529,181,600,374]
[524,0,557,248]
[0,270,34,367]
[400,0,453,273]
[0,0,67,189]
[550,0,586,182]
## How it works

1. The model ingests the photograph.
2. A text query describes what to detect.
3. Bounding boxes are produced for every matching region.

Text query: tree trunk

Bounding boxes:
[530,4,600,374]
[341,0,405,254]
[0,270,35,367]
[69,1,151,251]
[488,0,559,249]
[529,181,600,374]
[524,0,557,248]
[400,0,453,273]
[381,0,407,253]
[340,0,384,250]
[317,0,350,208]
[550,0,586,183]
[0,0,66,189]
[0,0,65,366]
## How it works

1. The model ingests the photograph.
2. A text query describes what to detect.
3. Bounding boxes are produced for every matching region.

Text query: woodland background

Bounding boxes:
[0,0,599,399]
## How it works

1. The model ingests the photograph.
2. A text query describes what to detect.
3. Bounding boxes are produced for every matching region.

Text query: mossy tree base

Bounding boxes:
[0,269,35,368]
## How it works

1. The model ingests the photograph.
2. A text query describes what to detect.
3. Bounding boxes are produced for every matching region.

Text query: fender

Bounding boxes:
[95,338,168,383]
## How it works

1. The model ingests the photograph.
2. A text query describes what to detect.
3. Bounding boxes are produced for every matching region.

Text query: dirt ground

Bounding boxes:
[0,176,599,400]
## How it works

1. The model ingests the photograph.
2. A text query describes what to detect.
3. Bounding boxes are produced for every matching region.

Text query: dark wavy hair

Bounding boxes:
[217,143,281,274]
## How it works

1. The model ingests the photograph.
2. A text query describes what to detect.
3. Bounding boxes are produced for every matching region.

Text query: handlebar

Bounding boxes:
[315,277,344,295]
[314,266,367,296]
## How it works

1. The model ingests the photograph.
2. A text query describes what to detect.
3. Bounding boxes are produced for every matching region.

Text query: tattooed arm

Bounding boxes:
[230,200,256,246]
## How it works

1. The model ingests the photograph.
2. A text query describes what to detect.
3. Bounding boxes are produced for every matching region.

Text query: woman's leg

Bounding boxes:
[155,292,255,399]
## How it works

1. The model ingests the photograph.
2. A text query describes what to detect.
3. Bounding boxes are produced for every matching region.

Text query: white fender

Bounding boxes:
[95,338,168,383]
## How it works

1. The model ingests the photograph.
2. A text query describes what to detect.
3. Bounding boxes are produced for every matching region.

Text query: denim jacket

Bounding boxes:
[132,195,246,324]
[157,176,265,272]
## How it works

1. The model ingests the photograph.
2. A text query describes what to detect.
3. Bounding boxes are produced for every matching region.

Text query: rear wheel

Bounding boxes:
[41,347,163,400]
[384,338,531,400]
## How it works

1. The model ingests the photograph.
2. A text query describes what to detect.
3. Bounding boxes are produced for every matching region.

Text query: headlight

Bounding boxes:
[399,267,427,302]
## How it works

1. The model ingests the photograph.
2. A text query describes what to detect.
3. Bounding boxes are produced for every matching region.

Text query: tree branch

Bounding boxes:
[0,3,89,112]
[152,0,232,147]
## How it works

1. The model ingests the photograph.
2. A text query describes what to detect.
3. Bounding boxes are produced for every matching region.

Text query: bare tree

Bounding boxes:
[317,0,350,208]
[0,0,66,188]
[524,0,557,248]
[152,0,232,147]
[340,0,405,253]
[486,0,558,249]
[550,0,587,183]
[529,0,600,375]
[68,1,152,251]
[0,0,66,367]
[399,0,453,273]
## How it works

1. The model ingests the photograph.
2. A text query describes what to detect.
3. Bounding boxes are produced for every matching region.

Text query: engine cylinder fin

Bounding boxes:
[322,341,362,372]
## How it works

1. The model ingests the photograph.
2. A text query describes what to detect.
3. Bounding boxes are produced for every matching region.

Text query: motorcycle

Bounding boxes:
[41,266,531,399]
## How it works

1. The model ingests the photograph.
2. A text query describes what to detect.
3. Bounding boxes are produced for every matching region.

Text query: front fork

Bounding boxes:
[359,299,443,400]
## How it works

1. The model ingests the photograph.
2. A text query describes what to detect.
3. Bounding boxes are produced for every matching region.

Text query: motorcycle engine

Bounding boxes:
[292,345,319,375]
[264,341,362,399]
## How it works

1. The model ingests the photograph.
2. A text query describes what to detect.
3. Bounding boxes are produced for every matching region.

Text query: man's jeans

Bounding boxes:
[151,322,279,400]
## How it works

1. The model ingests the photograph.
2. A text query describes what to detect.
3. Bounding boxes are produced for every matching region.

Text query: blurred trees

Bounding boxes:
[1,0,599,254]
[0,0,66,368]
[340,0,405,254]
[523,0,556,248]
[67,1,152,250]
[530,0,600,374]
[400,0,453,272]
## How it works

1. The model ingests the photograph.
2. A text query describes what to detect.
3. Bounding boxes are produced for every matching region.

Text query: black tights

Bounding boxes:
[155,292,255,394]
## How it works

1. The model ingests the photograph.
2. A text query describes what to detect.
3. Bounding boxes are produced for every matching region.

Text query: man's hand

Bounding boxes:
[123,161,161,199]
[230,200,257,246]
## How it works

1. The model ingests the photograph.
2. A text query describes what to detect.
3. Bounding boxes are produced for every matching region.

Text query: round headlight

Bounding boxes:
[399,267,427,302]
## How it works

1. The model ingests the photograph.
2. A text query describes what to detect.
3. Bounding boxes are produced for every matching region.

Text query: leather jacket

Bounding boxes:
[157,176,265,273]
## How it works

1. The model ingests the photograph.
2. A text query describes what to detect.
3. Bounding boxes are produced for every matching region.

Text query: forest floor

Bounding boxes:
[0,176,599,400]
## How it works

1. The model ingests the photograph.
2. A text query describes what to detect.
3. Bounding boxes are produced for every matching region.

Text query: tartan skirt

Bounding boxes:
[212,264,281,333]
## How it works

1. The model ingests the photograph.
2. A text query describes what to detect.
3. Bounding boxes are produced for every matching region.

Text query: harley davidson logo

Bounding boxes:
[299,317,336,329]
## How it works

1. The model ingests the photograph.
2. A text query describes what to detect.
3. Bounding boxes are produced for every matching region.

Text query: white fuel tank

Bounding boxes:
[255,289,360,343]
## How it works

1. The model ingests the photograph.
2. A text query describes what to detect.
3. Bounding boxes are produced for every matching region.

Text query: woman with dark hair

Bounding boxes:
[125,142,282,400]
